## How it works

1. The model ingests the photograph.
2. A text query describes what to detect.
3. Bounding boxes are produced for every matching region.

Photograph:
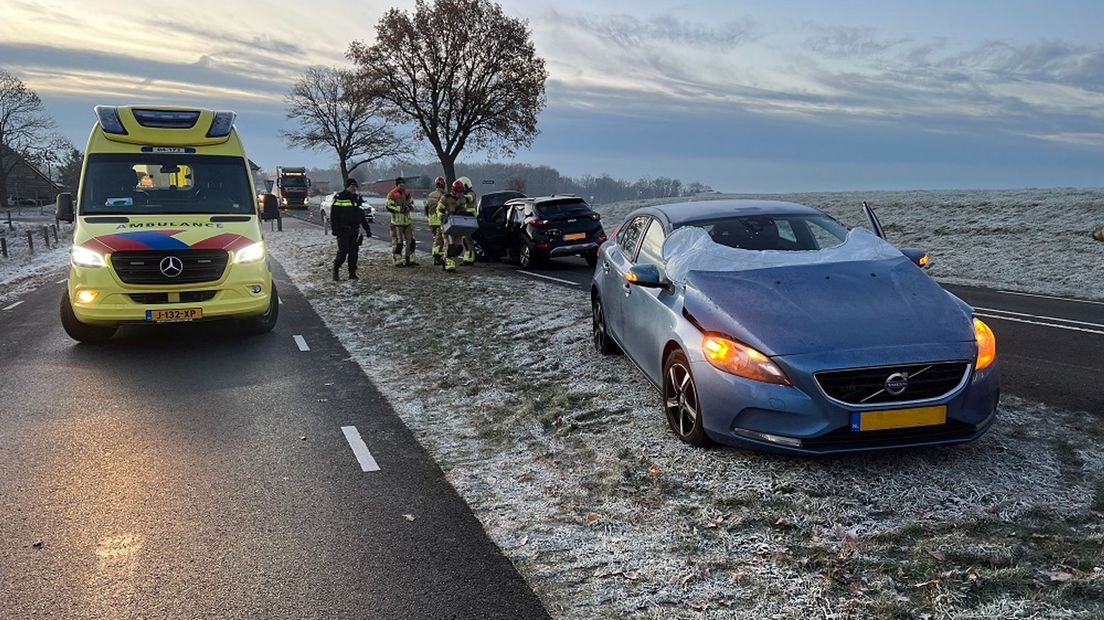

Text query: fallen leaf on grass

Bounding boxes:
[402,514,416,522]
[647,464,660,478]
[585,512,601,524]
[730,571,748,583]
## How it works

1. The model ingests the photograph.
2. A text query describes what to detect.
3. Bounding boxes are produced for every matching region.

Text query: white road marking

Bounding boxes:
[517,270,580,287]
[975,307,1104,329]
[994,289,1104,306]
[293,335,310,351]
[56,279,67,284]
[3,301,24,311]
[278,298,284,305]
[341,426,381,472]
[975,312,1104,336]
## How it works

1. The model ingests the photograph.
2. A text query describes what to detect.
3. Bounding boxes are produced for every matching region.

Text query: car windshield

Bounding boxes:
[535,200,592,218]
[680,214,849,251]
[81,154,254,215]
[280,176,307,188]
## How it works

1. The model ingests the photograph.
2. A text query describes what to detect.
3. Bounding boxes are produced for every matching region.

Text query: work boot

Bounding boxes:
[432,255,443,266]
[405,257,419,267]
[444,257,457,272]
[393,254,404,267]
[349,271,358,280]
[332,265,340,281]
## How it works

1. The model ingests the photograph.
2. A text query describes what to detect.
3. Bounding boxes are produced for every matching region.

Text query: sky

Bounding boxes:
[2,0,1103,192]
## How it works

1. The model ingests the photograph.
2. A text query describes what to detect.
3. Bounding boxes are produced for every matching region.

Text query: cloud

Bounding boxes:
[545,10,758,50]
[805,26,907,58]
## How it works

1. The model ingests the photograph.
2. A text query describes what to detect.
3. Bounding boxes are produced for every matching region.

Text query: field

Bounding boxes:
[268,226,1104,619]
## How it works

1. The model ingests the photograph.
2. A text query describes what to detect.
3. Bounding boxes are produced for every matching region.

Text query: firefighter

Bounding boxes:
[424,176,447,265]
[436,179,468,273]
[458,176,478,265]
[386,176,417,267]
[330,178,371,281]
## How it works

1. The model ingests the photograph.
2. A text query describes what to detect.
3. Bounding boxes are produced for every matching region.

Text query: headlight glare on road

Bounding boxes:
[973,318,996,370]
[702,335,790,385]
[235,242,265,264]
[71,246,106,268]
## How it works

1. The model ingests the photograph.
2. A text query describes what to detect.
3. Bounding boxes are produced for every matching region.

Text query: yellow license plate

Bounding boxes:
[852,405,947,432]
[564,232,586,241]
[146,308,203,322]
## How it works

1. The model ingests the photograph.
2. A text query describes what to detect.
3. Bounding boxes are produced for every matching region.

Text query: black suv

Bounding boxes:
[501,196,606,268]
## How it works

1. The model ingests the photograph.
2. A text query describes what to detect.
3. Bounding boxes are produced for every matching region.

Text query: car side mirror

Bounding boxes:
[56,192,74,222]
[627,264,668,289]
[900,247,930,269]
[260,193,280,221]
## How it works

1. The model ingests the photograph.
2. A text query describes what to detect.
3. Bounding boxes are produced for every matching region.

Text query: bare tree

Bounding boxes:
[282,66,406,183]
[348,0,547,182]
[0,69,57,204]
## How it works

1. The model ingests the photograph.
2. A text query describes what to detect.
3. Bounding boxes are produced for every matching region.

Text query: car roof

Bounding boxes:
[505,194,586,206]
[631,199,822,226]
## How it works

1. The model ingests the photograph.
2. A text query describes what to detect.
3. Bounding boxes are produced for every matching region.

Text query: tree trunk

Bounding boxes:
[0,166,8,209]
[439,155,456,185]
[338,158,349,185]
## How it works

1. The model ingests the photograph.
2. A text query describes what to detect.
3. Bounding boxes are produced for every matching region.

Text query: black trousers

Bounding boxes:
[333,227,361,273]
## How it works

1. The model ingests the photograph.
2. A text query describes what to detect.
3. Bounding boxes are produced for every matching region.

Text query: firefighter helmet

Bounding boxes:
[434,176,446,187]
[451,180,465,192]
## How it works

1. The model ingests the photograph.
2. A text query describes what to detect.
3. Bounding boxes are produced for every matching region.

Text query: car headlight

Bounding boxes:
[973,318,996,370]
[702,335,791,385]
[71,246,106,268]
[234,242,265,264]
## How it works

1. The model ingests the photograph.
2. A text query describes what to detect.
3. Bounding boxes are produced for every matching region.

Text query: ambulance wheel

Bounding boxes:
[60,292,116,343]
[244,285,279,335]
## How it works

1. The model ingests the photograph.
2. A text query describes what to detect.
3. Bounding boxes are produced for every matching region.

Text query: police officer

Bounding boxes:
[425,176,447,265]
[436,180,467,273]
[331,178,371,281]
[386,177,417,267]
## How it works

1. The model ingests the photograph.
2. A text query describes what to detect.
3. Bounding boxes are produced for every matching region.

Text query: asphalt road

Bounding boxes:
[0,258,549,619]
[292,209,1103,414]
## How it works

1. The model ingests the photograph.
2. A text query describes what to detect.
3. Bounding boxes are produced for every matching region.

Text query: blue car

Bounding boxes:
[591,200,999,454]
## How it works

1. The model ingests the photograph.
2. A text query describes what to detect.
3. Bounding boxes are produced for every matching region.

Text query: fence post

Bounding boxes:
[51,224,59,243]
[1,237,7,258]
[42,225,51,249]
[277,214,283,232]
[5,210,11,231]
[26,230,34,254]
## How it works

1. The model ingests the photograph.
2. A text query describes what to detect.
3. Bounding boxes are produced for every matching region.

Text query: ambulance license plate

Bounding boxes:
[850,405,947,432]
[146,308,203,322]
[564,232,586,241]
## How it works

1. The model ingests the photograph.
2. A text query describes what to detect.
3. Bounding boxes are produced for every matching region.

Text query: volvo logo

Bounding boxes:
[884,372,909,396]
[159,256,184,278]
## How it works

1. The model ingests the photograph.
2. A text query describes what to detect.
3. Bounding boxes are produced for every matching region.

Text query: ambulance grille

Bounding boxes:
[111,250,228,285]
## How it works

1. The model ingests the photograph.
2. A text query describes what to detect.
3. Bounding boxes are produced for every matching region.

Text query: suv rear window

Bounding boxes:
[535,200,591,218]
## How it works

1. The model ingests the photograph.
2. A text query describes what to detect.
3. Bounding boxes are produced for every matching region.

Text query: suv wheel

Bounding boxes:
[519,241,542,269]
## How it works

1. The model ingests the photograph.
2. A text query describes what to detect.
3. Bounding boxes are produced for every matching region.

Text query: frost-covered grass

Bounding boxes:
[596,188,1104,301]
[0,218,70,305]
[270,227,1104,619]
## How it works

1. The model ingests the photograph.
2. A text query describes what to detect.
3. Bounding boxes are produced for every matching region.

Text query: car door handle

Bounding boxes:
[623,281,631,296]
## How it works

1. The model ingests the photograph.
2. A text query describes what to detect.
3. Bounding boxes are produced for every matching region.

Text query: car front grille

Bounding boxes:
[111,250,228,285]
[815,362,970,406]
[128,291,217,304]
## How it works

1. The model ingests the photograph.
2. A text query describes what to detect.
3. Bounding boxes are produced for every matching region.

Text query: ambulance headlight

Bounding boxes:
[71,246,107,268]
[234,242,265,264]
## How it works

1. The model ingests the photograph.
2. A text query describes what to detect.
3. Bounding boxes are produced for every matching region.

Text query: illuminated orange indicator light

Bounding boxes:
[626,272,638,283]
[76,290,97,304]
[918,254,930,267]
[974,318,996,370]
[702,335,791,385]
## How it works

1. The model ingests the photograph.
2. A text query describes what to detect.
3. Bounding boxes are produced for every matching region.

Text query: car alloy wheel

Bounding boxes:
[663,350,709,446]
[520,243,533,268]
[592,295,620,355]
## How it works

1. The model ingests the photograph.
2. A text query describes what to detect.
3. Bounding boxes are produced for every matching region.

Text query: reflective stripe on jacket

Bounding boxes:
[425,189,444,226]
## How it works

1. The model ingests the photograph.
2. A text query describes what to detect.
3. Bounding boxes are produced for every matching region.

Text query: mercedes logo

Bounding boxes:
[884,372,909,396]
[159,255,184,278]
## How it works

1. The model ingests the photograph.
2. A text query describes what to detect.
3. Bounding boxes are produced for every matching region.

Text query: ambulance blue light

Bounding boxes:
[207,111,236,138]
[94,106,127,135]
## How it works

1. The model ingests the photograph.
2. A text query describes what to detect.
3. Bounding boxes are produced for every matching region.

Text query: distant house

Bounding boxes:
[248,159,266,192]
[2,145,62,205]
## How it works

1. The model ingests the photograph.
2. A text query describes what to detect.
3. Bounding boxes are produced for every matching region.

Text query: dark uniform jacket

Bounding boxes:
[330,190,371,235]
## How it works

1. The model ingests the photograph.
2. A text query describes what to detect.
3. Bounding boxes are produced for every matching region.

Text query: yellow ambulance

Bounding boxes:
[56,106,279,342]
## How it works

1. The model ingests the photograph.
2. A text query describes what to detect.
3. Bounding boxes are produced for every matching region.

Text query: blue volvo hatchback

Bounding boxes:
[591,200,999,454]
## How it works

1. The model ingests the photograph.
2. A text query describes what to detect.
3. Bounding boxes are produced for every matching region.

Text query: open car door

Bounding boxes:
[861,201,930,268]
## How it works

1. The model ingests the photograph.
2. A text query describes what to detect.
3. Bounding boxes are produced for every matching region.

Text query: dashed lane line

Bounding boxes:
[975,312,1104,336]
[994,289,1104,306]
[340,426,381,472]
[975,307,1104,330]
[293,335,311,351]
[3,300,24,311]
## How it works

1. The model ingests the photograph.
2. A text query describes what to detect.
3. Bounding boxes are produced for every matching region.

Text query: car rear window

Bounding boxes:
[680,214,848,251]
[535,200,592,218]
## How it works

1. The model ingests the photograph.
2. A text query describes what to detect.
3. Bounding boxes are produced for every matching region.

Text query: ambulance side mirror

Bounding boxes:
[56,193,74,222]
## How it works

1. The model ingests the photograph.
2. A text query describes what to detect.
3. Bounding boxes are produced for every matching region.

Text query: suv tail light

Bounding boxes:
[590,213,601,221]
[530,219,551,227]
